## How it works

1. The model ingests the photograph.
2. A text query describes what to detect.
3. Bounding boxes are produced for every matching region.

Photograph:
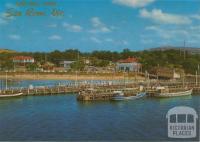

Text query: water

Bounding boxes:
[0,94,199,141]
[0,79,129,90]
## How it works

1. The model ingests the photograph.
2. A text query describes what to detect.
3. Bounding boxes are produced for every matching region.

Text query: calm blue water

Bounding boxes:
[0,94,199,141]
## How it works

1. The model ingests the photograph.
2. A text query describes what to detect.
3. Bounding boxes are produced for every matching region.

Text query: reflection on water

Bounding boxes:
[152,95,193,104]
[0,80,199,141]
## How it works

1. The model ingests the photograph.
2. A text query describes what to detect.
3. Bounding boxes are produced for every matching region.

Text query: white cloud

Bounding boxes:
[113,0,155,8]
[48,35,62,40]
[47,24,57,28]
[89,17,111,33]
[91,17,103,28]
[5,3,17,9]
[62,22,82,32]
[145,25,159,31]
[0,3,18,26]
[0,10,16,25]
[90,37,102,43]
[145,25,189,39]
[191,14,200,20]
[140,9,191,25]
[190,25,200,30]
[122,40,129,45]
[8,34,21,40]
[0,18,7,25]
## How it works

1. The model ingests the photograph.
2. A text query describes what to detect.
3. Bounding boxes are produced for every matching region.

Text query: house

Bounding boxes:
[116,57,141,72]
[59,60,75,70]
[12,56,35,64]
[11,56,35,72]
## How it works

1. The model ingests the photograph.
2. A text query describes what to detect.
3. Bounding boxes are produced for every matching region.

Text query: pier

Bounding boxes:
[0,80,200,100]
[0,86,81,96]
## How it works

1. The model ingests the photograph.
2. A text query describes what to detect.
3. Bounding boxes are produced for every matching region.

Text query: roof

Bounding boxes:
[117,57,138,63]
[12,56,34,60]
[60,61,75,64]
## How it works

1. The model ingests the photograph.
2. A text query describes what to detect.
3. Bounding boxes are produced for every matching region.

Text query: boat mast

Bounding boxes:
[75,50,79,87]
[5,71,8,90]
[196,70,198,86]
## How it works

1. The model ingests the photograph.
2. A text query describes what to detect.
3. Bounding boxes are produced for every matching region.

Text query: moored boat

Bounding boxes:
[0,92,23,98]
[112,91,146,101]
[154,86,192,98]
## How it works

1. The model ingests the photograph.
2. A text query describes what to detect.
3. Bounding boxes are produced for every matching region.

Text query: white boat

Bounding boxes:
[0,92,23,98]
[112,91,146,101]
[154,86,192,98]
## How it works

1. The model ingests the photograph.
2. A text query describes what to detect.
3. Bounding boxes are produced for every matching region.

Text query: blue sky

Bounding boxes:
[0,0,200,52]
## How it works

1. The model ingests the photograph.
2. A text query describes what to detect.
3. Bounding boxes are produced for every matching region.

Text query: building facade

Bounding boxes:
[12,56,35,64]
[116,57,141,72]
[59,61,75,70]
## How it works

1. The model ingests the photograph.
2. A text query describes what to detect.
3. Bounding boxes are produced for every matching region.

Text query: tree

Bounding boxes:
[70,61,85,71]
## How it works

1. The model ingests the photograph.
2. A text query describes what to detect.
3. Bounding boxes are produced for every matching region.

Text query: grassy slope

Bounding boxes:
[0,49,16,53]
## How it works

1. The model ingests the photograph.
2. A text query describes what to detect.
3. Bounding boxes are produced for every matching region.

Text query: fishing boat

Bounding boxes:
[0,92,23,98]
[154,86,192,98]
[112,91,146,101]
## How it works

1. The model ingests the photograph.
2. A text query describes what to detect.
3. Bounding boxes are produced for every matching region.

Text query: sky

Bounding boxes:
[0,0,200,52]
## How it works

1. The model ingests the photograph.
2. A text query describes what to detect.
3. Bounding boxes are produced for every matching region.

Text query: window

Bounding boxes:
[187,114,194,123]
[170,114,176,123]
[177,114,186,123]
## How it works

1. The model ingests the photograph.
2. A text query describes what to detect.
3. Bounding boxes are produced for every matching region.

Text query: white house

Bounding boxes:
[59,60,75,70]
[116,57,141,72]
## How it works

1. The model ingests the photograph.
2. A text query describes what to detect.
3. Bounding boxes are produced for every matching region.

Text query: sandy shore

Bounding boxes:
[0,73,144,80]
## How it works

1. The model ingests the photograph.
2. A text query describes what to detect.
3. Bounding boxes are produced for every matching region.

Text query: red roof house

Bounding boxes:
[117,57,138,63]
[116,57,141,72]
[12,56,35,63]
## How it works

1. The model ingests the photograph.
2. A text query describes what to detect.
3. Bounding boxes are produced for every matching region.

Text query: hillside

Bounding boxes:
[0,49,16,53]
[149,46,200,54]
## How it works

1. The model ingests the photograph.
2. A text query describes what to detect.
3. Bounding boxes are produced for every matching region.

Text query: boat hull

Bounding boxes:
[112,93,146,101]
[154,89,192,98]
[0,93,23,98]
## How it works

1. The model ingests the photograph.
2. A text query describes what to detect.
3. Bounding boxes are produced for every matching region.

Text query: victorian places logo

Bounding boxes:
[166,106,198,138]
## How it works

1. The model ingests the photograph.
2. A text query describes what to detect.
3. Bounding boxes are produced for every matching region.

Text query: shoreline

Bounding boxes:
[0,73,144,81]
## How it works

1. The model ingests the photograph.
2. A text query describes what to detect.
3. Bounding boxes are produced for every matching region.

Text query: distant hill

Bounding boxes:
[148,46,200,54]
[0,49,16,53]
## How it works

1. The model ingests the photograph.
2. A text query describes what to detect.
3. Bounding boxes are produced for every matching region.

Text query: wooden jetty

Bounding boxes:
[0,80,200,100]
[0,86,81,96]
[77,88,139,101]
[77,83,200,101]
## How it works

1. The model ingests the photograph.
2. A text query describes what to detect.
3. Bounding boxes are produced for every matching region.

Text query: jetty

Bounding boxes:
[0,79,200,100]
